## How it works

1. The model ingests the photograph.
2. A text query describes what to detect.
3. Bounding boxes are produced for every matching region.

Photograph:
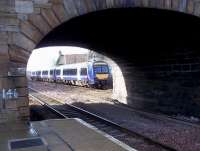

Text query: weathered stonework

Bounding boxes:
[28,14,52,35]
[0,44,9,63]
[20,21,43,43]
[9,45,30,63]
[15,0,34,14]
[41,8,60,28]
[0,0,199,122]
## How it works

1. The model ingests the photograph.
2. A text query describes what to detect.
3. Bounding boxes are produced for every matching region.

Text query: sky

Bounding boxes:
[27,46,89,71]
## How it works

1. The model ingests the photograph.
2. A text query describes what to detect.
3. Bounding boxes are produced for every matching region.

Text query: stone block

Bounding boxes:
[0,77,14,89]
[41,8,60,28]
[84,0,99,11]
[50,0,63,4]
[28,14,51,35]
[20,20,43,43]
[6,110,20,122]
[72,0,91,15]
[5,100,17,110]
[149,0,164,8]
[187,0,194,14]
[13,76,27,87]
[0,112,7,123]
[0,32,8,44]
[194,2,200,16]
[8,32,36,52]
[172,0,180,10]
[19,106,30,117]
[98,0,110,10]
[107,0,119,8]
[15,0,34,14]
[141,0,149,7]
[0,13,19,26]
[164,0,171,9]
[34,3,52,9]
[0,44,9,63]
[9,45,30,63]
[0,0,14,7]
[16,87,28,97]
[0,56,9,64]
[34,0,49,4]
[181,0,188,11]
[17,14,28,21]
[0,25,19,32]
[0,5,15,13]
[52,4,70,22]
[16,97,29,107]
[33,7,41,14]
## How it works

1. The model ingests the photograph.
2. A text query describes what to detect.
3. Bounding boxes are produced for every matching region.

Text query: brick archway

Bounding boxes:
[0,0,200,121]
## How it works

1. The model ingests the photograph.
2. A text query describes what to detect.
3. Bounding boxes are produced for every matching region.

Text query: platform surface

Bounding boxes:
[0,118,135,151]
[31,118,135,151]
[0,121,38,151]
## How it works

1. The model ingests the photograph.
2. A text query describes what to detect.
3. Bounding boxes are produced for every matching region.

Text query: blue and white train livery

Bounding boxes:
[31,60,110,88]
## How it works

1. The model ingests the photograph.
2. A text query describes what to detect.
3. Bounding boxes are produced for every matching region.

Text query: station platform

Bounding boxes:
[0,118,135,151]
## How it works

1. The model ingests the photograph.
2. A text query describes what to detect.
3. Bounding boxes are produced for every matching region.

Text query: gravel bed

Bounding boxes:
[29,81,200,151]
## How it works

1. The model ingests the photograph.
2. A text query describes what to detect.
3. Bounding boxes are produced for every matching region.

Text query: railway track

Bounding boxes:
[111,100,200,129]
[29,87,177,151]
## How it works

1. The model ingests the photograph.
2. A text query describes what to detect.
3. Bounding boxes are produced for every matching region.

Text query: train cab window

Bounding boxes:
[101,66,109,73]
[80,68,87,75]
[94,65,109,73]
[50,70,54,75]
[56,70,61,75]
[94,66,101,73]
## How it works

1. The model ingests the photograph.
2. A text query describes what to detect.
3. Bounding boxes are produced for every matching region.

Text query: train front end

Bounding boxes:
[92,61,110,88]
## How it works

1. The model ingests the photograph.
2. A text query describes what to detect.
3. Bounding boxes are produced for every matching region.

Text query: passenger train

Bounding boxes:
[30,61,110,88]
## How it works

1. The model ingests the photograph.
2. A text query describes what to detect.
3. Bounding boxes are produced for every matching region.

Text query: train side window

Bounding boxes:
[56,70,61,75]
[42,71,48,75]
[63,69,69,75]
[63,69,77,75]
[80,68,87,75]
[36,71,41,75]
[50,70,53,75]
[71,69,77,75]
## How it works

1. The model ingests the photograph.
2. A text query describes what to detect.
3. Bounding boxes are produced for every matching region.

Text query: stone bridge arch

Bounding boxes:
[1,0,200,121]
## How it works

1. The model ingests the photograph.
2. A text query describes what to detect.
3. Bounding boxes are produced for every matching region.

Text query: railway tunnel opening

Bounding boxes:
[31,7,200,118]
[27,46,124,120]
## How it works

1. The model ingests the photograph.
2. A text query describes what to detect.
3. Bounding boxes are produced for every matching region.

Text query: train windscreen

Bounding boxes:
[94,65,109,73]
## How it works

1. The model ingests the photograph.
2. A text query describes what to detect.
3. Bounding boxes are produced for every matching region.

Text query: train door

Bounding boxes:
[77,67,81,81]
[87,62,95,85]
[53,69,56,82]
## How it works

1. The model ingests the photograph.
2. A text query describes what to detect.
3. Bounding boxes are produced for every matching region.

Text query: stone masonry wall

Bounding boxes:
[123,59,200,117]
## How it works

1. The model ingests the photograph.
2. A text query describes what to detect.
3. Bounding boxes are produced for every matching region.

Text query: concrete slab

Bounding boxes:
[0,121,38,151]
[0,118,136,151]
[31,118,136,151]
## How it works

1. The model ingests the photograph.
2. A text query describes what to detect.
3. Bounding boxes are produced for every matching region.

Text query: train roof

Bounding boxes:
[55,62,88,69]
